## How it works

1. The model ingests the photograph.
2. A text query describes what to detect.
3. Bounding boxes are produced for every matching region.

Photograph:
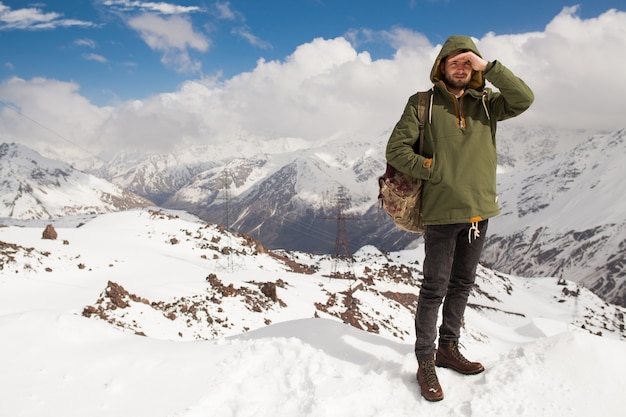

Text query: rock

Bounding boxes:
[42,224,57,240]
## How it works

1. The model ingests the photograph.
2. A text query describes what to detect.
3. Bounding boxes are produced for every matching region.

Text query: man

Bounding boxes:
[385,35,533,401]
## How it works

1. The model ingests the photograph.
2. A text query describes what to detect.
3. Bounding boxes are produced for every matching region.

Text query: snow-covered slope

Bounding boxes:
[3,125,625,309]
[96,148,218,206]
[90,126,602,253]
[484,129,626,306]
[92,126,626,308]
[158,141,387,253]
[0,143,153,219]
[0,209,624,417]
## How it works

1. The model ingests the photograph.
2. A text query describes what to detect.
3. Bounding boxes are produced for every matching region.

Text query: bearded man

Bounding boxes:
[385,35,534,401]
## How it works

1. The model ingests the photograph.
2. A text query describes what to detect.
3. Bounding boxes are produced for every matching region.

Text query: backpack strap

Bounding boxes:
[414,88,433,155]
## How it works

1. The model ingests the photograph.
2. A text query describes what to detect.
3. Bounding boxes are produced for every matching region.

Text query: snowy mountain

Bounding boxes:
[3,125,625,309]
[0,208,624,417]
[95,148,218,206]
[100,139,392,253]
[87,126,626,307]
[484,129,626,307]
[0,143,153,219]
[92,126,603,253]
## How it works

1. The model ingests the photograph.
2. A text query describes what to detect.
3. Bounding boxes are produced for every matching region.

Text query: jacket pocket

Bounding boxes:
[428,153,442,184]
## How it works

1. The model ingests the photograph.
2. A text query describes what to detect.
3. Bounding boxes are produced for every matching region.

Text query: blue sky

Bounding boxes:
[1,0,623,104]
[0,1,625,160]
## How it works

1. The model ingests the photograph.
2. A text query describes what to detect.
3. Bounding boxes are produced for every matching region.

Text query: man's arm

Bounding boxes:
[385,96,433,180]
[452,50,488,72]
[483,60,534,121]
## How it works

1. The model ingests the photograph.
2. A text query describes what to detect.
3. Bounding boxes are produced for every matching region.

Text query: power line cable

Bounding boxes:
[0,100,102,162]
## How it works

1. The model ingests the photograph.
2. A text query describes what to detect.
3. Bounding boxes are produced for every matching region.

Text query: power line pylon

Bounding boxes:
[216,168,243,273]
[325,185,358,278]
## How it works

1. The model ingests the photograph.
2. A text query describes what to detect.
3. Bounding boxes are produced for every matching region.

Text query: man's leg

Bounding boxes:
[439,220,488,342]
[414,223,464,401]
[414,223,464,360]
[436,220,488,375]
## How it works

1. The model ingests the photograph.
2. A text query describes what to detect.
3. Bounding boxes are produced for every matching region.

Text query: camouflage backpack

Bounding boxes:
[377,90,431,233]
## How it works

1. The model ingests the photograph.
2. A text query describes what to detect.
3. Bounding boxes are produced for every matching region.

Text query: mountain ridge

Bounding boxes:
[1,208,624,343]
[1,125,624,308]
[0,143,153,219]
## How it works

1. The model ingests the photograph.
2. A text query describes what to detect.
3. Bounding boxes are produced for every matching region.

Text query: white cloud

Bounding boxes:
[345,25,431,53]
[105,1,268,73]
[231,26,272,49]
[101,0,202,15]
[83,53,108,63]
[0,1,94,30]
[137,2,201,15]
[127,13,209,73]
[476,6,626,130]
[214,2,270,50]
[1,7,625,159]
[0,77,111,160]
[75,38,97,48]
[101,2,210,74]
[214,1,237,20]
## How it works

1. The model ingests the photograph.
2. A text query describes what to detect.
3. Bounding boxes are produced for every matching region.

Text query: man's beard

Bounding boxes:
[444,73,470,90]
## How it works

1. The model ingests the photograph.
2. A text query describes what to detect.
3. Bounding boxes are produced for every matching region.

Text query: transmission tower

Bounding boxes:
[216,168,244,273]
[325,185,358,278]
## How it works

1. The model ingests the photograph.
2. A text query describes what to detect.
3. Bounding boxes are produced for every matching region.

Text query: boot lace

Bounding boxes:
[420,358,439,388]
[449,341,471,364]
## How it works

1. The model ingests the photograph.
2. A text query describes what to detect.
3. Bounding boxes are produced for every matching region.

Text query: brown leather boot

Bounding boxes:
[416,356,444,401]
[436,340,484,375]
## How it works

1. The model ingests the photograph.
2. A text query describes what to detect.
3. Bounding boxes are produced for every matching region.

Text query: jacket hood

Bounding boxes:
[430,36,485,90]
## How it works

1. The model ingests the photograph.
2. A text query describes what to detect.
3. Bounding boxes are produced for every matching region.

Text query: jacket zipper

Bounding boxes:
[448,93,466,129]
[455,96,466,129]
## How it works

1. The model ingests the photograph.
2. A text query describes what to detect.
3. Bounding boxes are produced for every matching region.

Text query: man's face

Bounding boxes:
[441,50,473,90]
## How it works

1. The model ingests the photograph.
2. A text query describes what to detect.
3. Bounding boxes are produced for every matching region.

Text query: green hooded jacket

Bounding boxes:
[385,35,534,226]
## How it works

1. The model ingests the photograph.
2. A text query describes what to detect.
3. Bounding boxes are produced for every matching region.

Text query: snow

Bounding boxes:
[0,208,625,417]
[0,143,150,219]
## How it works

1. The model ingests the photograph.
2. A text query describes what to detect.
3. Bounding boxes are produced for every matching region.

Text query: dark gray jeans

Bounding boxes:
[414,220,488,361]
